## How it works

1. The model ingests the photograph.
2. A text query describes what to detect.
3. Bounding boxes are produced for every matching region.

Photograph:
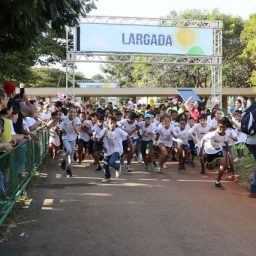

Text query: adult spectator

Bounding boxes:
[246,134,256,197]
[184,96,205,123]
[3,81,34,134]
[0,89,12,152]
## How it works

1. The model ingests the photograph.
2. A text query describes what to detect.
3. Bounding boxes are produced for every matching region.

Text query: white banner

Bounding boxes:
[78,23,213,56]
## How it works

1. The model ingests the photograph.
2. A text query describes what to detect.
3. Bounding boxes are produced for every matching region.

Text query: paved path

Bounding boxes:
[1,158,256,256]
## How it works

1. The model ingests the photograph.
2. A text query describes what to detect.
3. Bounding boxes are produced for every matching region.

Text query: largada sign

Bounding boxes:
[77,23,213,56]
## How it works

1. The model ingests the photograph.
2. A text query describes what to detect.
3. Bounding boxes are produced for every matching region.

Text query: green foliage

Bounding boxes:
[240,14,256,85]
[0,0,97,54]
[27,67,86,88]
[0,1,96,84]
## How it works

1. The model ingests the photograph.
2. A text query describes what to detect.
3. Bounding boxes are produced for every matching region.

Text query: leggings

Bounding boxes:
[63,139,76,168]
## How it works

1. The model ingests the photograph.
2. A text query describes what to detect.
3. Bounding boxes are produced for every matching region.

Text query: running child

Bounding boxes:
[155,114,177,172]
[99,116,131,183]
[199,118,229,189]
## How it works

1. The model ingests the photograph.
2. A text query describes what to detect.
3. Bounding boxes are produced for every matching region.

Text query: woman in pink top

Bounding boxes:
[184,96,205,123]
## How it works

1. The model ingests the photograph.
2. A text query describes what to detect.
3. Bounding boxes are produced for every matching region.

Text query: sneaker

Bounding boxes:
[149,163,155,171]
[102,178,110,183]
[145,165,150,172]
[61,161,66,171]
[157,166,163,173]
[116,170,121,179]
[126,165,132,172]
[66,169,72,177]
[228,175,239,181]
[162,163,168,169]
[95,165,102,172]
[178,164,186,171]
[200,169,206,175]
[153,161,157,168]
[214,182,225,190]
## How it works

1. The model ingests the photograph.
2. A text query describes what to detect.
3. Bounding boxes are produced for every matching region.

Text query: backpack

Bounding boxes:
[241,101,256,135]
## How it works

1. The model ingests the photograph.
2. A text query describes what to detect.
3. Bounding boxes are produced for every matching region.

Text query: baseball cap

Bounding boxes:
[144,113,153,118]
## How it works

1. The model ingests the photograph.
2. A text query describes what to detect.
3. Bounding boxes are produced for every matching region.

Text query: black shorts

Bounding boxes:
[93,140,104,152]
[205,151,224,163]
[78,139,94,154]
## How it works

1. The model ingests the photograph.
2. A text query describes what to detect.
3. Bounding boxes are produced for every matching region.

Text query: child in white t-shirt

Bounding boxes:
[175,118,189,170]
[99,116,130,183]
[189,114,211,174]
[200,118,229,190]
[137,113,155,171]
[155,114,176,172]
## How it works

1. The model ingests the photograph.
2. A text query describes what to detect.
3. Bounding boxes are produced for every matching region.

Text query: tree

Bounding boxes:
[0,1,97,84]
[240,14,256,86]
[27,67,86,88]
[0,0,97,54]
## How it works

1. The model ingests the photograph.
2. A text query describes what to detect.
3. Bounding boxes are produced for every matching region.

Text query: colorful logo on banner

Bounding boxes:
[174,28,204,55]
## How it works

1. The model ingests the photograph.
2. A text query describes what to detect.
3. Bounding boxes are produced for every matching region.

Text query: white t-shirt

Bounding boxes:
[26,117,37,128]
[201,130,228,154]
[79,120,93,142]
[103,128,128,156]
[152,120,160,133]
[138,121,154,141]
[119,119,138,139]
[92,123,108,140]
[209,118,218,130]
[226,128,238,146]
[175,127,189,146]
[157,124,174,147]
[60,116,81,141]
[171,121,180,135]
[189,123,211,147]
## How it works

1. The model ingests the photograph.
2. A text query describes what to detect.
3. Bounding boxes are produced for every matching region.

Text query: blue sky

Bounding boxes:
[77,0,256,78]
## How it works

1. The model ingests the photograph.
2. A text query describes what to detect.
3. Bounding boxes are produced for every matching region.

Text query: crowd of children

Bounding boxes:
[45,99,248,190]
[0,82,252,196]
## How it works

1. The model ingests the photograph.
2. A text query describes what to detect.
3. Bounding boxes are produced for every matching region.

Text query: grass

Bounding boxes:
[233,147,255,188]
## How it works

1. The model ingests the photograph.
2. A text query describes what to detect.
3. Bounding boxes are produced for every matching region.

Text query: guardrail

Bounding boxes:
[0,127,49,225]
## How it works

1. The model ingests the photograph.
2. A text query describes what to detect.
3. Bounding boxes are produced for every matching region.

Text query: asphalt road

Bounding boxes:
[1,158,256,256]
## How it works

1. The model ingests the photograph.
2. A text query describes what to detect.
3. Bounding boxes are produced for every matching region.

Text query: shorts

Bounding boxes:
[141,140,154,155]
[78,139,94,154]
[205,151,224,164]
[234,143,245,150]
[93,141,104,152]
[222,145,234,158]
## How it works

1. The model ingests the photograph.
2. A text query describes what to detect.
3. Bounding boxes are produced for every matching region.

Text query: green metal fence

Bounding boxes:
[0,127,48,225]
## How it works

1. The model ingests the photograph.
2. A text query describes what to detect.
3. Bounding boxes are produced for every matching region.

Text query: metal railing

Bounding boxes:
[0,127,49,225]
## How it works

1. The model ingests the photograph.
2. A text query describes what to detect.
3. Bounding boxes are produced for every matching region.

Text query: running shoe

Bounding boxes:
[214,182,225,190]
[126,165,132,172]
[162,163,168,169]
[95,165,102,172]
[66,169,72,177]
[102,178,110,183]
[157,166,163,173]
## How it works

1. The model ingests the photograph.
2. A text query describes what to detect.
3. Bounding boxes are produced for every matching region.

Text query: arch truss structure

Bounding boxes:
[66,16,222,105]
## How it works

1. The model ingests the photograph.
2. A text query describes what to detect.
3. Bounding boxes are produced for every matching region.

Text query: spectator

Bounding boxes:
[184,96,205,123]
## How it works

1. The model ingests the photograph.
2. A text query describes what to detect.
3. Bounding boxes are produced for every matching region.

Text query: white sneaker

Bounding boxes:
[157,166,162,173]
[102,178,110,183]
[116,167,122,178]
[162,163,168,169]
